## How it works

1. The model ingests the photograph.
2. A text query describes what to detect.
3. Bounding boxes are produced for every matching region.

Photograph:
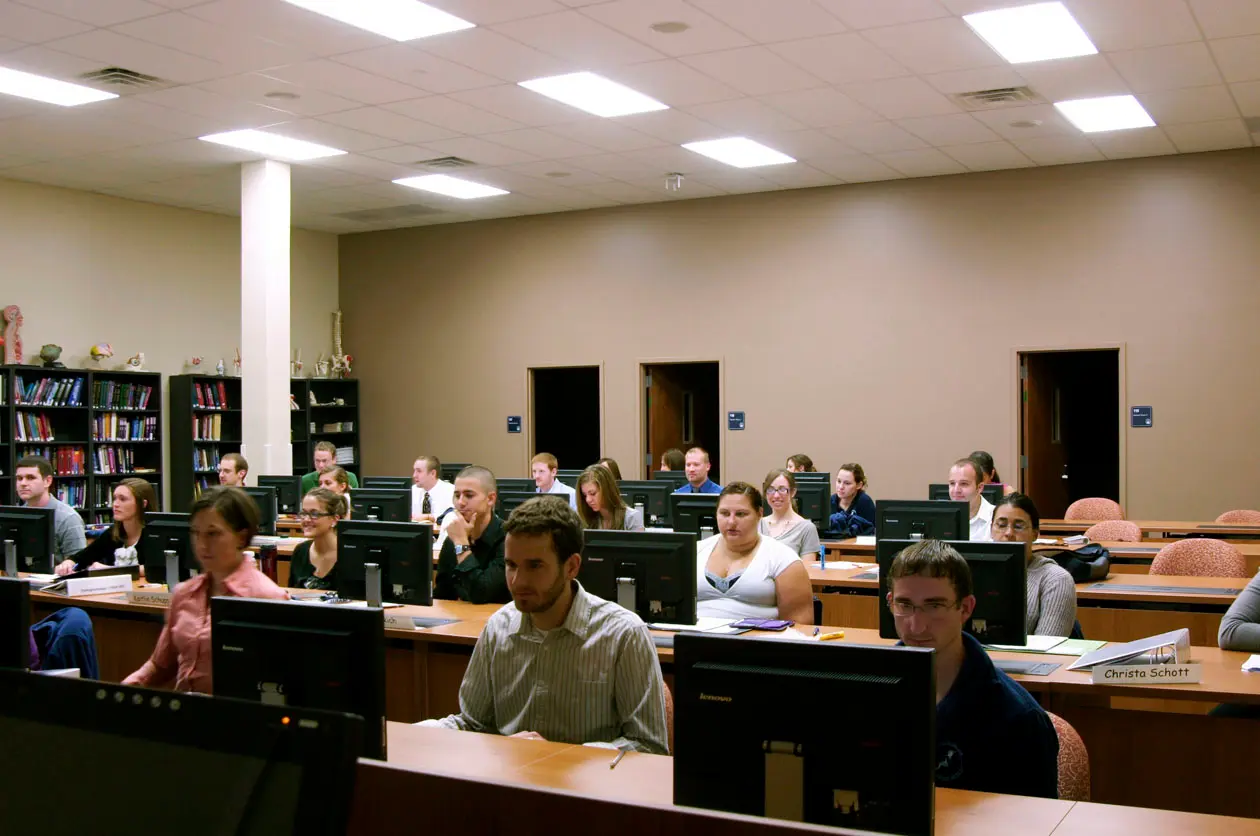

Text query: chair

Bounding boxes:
[1150,539,1247,578]
[1065,498,1123,521]
[1048,712,1090,801]
[1084,520,1141,542]
[1217,510,1260,524]
[663,683,675,755]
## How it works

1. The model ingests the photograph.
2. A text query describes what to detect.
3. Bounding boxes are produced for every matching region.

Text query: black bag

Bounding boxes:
[1043,543,1111,582]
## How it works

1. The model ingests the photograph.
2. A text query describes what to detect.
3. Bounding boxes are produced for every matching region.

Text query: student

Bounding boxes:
[300,441,359,495]
[675,447,722,494]
[659,448,685,472]
[991,493,1077,637]
[15,455,85,561]
[434,466,510,604]
[123,487,288,694]
[596,457,623,481]
[290,488,347,590]
[217,453,248,487]
[1220,572,1260,652]
[949,458,993,542]
[419,497,669,753]
[531,453,577,509]
[697,482,813,624]
[759,469,821,558]
[411,454,455,529]
[577,466,644,531]
[827,463,877,538]
[318,465,352,518]
[785,454,816,473]
[55,478,156,575]
[970,450,1013,497]
[885,540,1058,798]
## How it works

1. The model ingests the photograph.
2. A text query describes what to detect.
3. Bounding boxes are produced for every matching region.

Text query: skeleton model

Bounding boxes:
[330,310,352,378]
[1,305,22,364]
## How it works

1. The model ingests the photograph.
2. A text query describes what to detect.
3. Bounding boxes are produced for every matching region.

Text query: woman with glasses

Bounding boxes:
[289,487,348,590]
[759,468,822,558]
[991,493,1076,637]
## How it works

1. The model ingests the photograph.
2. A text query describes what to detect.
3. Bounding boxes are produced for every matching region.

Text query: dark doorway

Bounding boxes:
[530,366,600,472]
[1020,349,1120,518]
[644,362,720,482]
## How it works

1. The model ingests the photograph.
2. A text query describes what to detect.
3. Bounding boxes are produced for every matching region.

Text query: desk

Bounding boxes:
[1040,519,1260,540]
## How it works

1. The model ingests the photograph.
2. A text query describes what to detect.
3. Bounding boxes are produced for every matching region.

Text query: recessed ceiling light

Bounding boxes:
[199,129,347,160]
[264,91,300,100]
[681,137,796,169]
[650,21,690,34]
[393,174,508,199]
[1054,95,1155,133]
[964,2,1097,64]
[0,65,117,106]
[282,0,474,41]
[519,72,668,118]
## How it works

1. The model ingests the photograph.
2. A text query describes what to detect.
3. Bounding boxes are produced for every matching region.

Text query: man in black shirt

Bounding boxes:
[434,465,510,604]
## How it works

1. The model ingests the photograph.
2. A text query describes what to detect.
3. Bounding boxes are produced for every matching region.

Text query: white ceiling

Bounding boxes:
[0,0,1257,233]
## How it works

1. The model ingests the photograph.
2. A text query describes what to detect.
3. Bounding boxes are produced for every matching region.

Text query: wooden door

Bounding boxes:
[1022,353,1070,517]
[645,365,685,479]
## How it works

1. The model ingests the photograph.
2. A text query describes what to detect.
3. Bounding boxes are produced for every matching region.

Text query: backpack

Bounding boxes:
[1042,543,1111,583]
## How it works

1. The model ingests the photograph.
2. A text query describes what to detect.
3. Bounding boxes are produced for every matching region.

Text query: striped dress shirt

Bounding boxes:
[420,581,670,754]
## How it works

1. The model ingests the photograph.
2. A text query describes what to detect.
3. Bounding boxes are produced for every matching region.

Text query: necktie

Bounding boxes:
[422,492,432,515]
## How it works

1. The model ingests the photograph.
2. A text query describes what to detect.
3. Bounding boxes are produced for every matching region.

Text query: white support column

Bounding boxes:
[240,159,292,480]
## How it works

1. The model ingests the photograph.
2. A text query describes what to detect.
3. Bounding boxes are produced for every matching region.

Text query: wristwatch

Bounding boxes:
[453,544,471,557]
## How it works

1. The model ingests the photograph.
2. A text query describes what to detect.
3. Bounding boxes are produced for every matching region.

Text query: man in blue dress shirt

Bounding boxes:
[674,447,721,494]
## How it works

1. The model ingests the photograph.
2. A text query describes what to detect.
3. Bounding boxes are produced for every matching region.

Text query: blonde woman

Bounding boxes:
[577,466,644,531]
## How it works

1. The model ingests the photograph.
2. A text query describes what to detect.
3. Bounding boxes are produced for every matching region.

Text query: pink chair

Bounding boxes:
[1065,498,1124,521]
[1085,520,1142,542]
[1150,539,1246,578]
[1048,713,1090,801]
[1217,510,1260,524]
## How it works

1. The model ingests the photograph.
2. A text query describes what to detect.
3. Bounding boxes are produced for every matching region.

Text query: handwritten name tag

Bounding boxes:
[1092,663,1202,684]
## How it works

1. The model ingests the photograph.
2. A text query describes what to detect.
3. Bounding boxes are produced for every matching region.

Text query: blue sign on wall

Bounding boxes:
[728,411,746,431]
[1130,406,1153,428]
[507,415,522,433]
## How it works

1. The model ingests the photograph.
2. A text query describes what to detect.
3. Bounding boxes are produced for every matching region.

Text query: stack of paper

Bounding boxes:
[1241,655,1260,672]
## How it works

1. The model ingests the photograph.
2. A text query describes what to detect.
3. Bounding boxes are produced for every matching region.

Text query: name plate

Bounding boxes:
[383,613,417,631]
[64,575,132,597]
[1092,663,1202,684]
[126,590,172,606]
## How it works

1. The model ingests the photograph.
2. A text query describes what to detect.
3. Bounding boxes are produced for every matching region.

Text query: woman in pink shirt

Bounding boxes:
[124,486,288,694]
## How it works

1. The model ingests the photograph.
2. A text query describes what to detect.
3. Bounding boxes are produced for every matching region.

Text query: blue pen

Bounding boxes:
[819,542,827,571]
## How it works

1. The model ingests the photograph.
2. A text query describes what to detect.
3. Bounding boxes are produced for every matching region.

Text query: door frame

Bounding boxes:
[526,362,605,475]
[1011,343,1127,513]
[638,357,725,481]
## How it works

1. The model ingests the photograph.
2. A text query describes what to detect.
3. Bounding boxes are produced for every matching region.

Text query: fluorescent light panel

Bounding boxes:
[682,137,795,169]
[519,72,668,118]
[199,129,347,160]
[394,174,508,199]
[964,2,1098,64]
[1054,95,1155,133]
[282,0,474,41]
[0,66,116,106]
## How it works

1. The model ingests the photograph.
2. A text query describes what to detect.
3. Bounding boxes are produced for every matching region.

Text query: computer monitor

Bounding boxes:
[212,597,386,759]
[138,512,197,586]
[242,486,278,536]
[496,477,538,494]
[791,472,831,486]
[579,531,697,624]
[349,488,411,523]
[877,539,1029,646]
[616,481,674,528]
[555,469,582,488]
[258,476,303,516]
[440,462,471,484]
[652,470,690,490]
[0,506,56,574]
[0,668,362,835]
[673,633,935,836]
[762,482,830,532]
[496,489,539,518]
[335,520,433,606]
[670,494,720,539]
[0,578,31,670]
[361,476,412,490]
[876,500,969,542]
[928,483,1004,508]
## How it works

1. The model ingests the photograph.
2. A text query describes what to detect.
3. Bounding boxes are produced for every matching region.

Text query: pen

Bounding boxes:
[609,749,626,770]
[813,626,820,636]
[818,631,845,641]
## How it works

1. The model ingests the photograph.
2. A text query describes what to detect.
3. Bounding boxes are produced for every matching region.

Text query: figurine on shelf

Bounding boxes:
[216,358,226,376]
[124,352,145,372]
[291,348,303,378]
[185,356,203,372]
[329,310,352,379]
[233,347,241,377]
[1,304,22,364]
[314,353,330,378]
[309,390,317,406]
[89,343,114,365]
[39,344,65,369]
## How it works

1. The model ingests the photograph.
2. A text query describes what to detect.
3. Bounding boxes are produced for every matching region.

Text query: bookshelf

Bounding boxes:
[88,369,163,524]
[0,366,9,502]
[169,374,242,512]
[9,366,90,516]
[291,378,360,481]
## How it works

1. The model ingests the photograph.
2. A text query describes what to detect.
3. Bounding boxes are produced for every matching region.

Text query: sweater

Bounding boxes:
[1025,554,1077,637]
[826,491,877,538]
[1219,571,1260,651]
[300,469,359,496]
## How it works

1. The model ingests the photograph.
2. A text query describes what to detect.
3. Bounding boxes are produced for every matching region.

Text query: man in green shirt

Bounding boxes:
[299,441,359,495]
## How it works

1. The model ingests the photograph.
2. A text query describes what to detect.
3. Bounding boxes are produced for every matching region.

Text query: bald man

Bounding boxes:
[434,465,510,604]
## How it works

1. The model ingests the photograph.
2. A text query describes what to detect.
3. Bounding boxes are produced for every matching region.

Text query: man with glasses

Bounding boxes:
[886,540,1058,799]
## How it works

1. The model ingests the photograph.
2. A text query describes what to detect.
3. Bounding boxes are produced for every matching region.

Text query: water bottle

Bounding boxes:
[819,542,827,571]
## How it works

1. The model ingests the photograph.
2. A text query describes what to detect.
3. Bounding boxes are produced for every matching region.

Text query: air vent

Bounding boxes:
[77,67,167,91]
[414,156,477,169]
[1245,116,1260,135]
[332,205,446,224]
[951,86,1045,111]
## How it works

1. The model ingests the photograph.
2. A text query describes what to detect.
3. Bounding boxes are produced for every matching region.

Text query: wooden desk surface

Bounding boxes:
[1041,520,1260,538]
[1051,800,1260,835]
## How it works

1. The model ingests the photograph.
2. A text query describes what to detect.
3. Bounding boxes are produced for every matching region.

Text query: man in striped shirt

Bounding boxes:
[418,496,670,754]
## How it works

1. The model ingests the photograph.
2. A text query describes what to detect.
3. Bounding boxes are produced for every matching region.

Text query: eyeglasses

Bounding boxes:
[992,519,1031,533]
[890,601,959,618]
[765,486,790,496]
[297,510,335,520]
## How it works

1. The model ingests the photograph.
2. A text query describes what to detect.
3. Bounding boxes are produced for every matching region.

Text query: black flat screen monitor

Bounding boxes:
[335,520,433,606]
[361,476,412,490]
[0,668,362,835]
[440,462,472,484]
[651,470,690,490]
[876,500,969,542]
[791,472,831,486]
[212,597,387,760]
[138,512,197,586]
[349,488,411,523]
[670,494,720,539]
[0,578,31,670]
[617,481,674,527]
[555,469,582,488]
[579,531,697,624]
[242,486,278,536]
[496,489,540,518]
[928,483,1004,508]
[496,477,538,494]
[0,506,56,574]
[258,476,303,516]
[877,539,1028,646]
[762,482,829,532]
[673,633,935,836]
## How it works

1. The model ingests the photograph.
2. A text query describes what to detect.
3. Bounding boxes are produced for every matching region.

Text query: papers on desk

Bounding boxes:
[854,536,876,546]
[1242,655,1260,673]
[647,617,735,633]
[1034,536,1089,546]
[813,561,873,571]
[985,637,1108,656]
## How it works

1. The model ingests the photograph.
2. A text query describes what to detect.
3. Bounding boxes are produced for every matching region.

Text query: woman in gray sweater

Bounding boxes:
[992,493,1078,637]
[759,468,822,558]
[1219,574,1260,650]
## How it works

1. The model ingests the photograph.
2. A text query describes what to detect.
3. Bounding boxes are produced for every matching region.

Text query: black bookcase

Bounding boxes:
[169,374,242,512]
[290,378,360,480]
[87,369,163,523]
[0,366,11,503]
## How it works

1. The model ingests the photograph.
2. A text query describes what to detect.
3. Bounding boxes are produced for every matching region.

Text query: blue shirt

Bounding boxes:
[935,633,1059,799]
[674,479,721,494]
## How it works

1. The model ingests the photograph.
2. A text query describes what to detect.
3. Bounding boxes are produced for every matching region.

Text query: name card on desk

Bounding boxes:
[1092,664,1202,684]
[52,574,133,597]
[126,590,172,606]
[383,613,418,631]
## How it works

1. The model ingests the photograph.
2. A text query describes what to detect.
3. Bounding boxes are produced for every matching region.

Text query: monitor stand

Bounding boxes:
[4,540,16,578]
[165,551,180,588]
[615,575,636,612]
[365,563,382,608]
[764,740,805,822]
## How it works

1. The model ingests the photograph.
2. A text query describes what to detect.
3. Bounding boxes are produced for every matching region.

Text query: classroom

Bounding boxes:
[3,1,1260,834]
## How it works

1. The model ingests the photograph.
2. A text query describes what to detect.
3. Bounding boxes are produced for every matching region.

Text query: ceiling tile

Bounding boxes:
[1163,117,1255,151]
[502,160,613,185]
[613,59,742,107]
[687,0,847,43]
[627,144,732,173]
[418,135,543,166]
[450,84,590,126]
[1016,55,1132,101]
[579,0,752,57]
[680,46,824,96]
[758,88,882,129]
[0,35,24,53]
[304,153,418,180]
[1209,36,1260,83]
[923,66,1029,95]
[940,140,1033,170]
[197,72,363,118]
[937,0,1043,13]
[0,111,185,159]
[318,106,462,144]
[361,145,448,164]
[0,2,94,43]
[97,96,223,137]
[263,117,400,153]
[683,169,772,194]
[687,98,806,133]
[1012,135,1105,165]
[862,17,1003,75]
[619,108,724,143]
[769,33,910,85]
[875,147,967,176]
[816,0,951,30]
[478,127,601,158]
[825,121,930,153]
[41,29,230,83]
[436,0,566,24]
[420,28,573,83]
[16,0,169,27]
[328,44,501,94]
[564,153,662,179]
[579,180,673,203]
[753,162,841,189]
[1088,126,1177,158]
[383,95,526,133]
[0,43,104,79]
[2,159,150,191]
[1066,0,1201,50]
[897,112,1000,145]
[131,85,293,127]
[112,11,313,72]
[970,104,1080,138]
[1187,0,1260,38]
[183,0,389,55]
[264,60,429,106]
[544,119,664,152]
[753,128,857,159]
[1230,80,1260,116]
[810,153,905,182]
[1139,84,1240,124]
[492,10,665,67]
[841,76,960,119]
[1109,42,1224,92]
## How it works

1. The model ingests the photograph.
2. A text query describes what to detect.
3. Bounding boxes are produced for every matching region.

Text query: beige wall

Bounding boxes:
[339,148,1260,520]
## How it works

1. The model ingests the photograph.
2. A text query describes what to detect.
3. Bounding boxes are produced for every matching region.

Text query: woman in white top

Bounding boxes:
[576,465,644,531]
[759,468,822,558]
[697,482,814,624]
